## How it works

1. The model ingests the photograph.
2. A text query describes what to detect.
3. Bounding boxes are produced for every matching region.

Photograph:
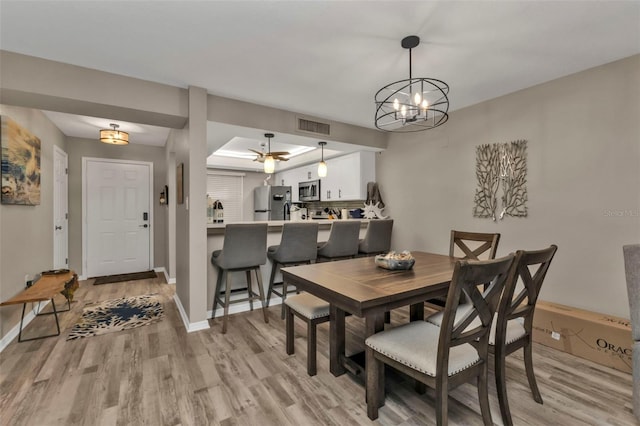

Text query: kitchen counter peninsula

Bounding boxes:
[206,219,369,318]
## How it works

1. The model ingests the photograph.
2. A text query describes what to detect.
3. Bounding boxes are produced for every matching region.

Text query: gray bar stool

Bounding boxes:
[358,219,394,256]
[317,221,361,261]
[266,222,319,319]
[211,223,269,334]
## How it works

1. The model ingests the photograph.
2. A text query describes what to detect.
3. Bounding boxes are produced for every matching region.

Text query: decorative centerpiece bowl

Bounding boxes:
[375,251,415,270]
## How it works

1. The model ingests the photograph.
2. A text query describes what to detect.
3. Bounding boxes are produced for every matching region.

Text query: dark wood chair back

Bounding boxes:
[492,244,558,426]
[449,230,500,260]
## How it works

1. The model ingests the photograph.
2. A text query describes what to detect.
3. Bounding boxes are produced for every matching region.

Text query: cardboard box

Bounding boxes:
[532,301,633,374]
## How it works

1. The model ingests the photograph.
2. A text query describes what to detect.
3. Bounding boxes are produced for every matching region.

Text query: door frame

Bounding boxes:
[82,157,154,279]
[53,145,68,269]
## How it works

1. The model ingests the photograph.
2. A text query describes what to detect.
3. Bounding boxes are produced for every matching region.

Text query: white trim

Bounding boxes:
[206,169,246,177]
[153,267,176,284]
[0,301,50,353]
[82,157,154,277]
[53,145,68,269]
[173,294,210,333]
[208,296,282,319]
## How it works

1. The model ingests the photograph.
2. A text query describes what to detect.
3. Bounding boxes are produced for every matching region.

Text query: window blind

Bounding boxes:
[206,171,244,223]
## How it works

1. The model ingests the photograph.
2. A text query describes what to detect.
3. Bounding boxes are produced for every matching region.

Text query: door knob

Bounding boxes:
[55,226,62,230]
[139,224,148,228]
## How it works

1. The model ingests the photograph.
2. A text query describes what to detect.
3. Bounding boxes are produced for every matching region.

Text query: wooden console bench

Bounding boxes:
[0,270,78,342]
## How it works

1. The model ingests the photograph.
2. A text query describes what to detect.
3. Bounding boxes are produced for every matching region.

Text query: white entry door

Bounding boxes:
[53,146,68,269]
[84,159,152,277]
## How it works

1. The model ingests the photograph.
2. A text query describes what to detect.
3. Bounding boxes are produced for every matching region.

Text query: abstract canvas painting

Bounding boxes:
[1,116,41,205]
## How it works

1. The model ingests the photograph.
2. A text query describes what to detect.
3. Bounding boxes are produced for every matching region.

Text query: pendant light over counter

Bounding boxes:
[263,133,275,174]
[317,141,327,177]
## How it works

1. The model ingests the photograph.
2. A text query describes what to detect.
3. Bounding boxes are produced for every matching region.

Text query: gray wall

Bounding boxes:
[65,137,168,277]
[0,105,66,337]
[378,55,640,319]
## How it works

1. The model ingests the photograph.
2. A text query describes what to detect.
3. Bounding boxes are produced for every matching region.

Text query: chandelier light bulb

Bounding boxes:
[414,92,422,105]
[393,98,400,110]
[421,99,429,109]
[400,104,407,117]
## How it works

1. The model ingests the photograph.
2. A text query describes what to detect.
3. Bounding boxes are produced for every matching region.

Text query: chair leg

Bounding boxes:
[366,348,384,420]
[524,339,543,404]
[254,267,269,324]
[246,270,254,311]
[495,345,513,426]
[435,378,448,426]
[266,261,279,308]
[285,305,294,355]
[478,363,493,426]
[384,311,391,324]
[212,268,223,319]
[280,277,288,320]
[307,320,317,376]
[222,271,231,334]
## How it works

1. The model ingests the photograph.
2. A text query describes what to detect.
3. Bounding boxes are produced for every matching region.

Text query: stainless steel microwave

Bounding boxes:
[299,179,321,202]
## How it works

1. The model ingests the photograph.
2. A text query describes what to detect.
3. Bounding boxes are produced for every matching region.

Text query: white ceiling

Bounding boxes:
[2,1,639,168]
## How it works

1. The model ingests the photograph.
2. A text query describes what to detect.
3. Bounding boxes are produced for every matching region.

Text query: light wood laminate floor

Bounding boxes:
[0,278,636,425]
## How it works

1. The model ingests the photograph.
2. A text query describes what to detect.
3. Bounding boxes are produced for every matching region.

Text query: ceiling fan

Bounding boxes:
[249,133,289,162]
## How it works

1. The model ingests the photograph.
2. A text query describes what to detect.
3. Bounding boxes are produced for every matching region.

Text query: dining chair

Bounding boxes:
[317,220,361,261]
[624,244,640,421]
[365,254,515,424]
[210,223,269,334]
[284,292,330,376]
[426,230,501,309]
[427,245,558,426]
[265,222,319,319]
[358,219,394,256]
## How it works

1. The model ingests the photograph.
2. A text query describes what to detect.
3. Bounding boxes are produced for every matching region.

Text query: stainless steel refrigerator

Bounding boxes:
[253,186,291,221]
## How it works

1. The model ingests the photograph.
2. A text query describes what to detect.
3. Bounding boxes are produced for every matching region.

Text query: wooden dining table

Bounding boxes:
[281,251,458,377]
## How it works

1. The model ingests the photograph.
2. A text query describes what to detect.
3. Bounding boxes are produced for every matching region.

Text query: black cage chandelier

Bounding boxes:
[374,35,449,132]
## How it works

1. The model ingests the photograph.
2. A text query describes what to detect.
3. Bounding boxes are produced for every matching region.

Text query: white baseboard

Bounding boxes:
[208,296,282,319]
[0,301,50,353]
[173,293,210,333]
[153,267,176,284]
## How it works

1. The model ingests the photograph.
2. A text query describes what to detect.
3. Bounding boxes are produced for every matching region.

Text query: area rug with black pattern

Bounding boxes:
[67,294,164,340]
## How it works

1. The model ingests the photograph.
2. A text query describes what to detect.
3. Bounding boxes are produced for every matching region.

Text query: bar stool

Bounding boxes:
[266,222,319,319]
[211,223,269,334]
[358,219,394,256]
[317,221,361,261]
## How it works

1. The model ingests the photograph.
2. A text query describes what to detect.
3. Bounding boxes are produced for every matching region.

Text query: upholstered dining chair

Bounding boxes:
[426,230,501,309]
[210,223,269,334]
[284,292,330,376]
[358,219,394,256]
[317,221,361,261]
[427,245,558,426]
[365,254,515,424]
[266,222,319,319]
[624,244,640,421]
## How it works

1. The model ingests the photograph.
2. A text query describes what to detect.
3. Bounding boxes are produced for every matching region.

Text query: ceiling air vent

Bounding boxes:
[297,118,330,136]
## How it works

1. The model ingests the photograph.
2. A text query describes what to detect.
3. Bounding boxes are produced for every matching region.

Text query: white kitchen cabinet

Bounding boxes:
[321,151,376,201]
[276,151,376,202]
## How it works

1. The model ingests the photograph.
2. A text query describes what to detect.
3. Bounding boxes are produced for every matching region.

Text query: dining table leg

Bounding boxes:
[410,302,425,321]
[330,304,346,376]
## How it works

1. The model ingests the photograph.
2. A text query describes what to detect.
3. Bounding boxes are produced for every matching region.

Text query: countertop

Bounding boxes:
[207,219,370,232]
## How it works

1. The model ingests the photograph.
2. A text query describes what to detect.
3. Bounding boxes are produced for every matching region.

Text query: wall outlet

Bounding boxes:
[551,331,561,340]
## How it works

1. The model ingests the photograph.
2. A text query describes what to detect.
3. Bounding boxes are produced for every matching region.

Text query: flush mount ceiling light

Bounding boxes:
[263,133,276,174]
[374,35,449,132]
[99,123,129,145]
[317,141,327,178]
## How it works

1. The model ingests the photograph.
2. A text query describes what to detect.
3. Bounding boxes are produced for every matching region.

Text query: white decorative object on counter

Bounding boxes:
[363,201,388,219]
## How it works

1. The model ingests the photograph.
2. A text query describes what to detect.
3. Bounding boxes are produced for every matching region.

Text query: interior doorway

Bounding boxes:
[53,146,68,270]
[82,158,153,278]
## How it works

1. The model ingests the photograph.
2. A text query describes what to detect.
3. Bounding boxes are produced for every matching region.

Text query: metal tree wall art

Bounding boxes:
[473,140,528,220]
